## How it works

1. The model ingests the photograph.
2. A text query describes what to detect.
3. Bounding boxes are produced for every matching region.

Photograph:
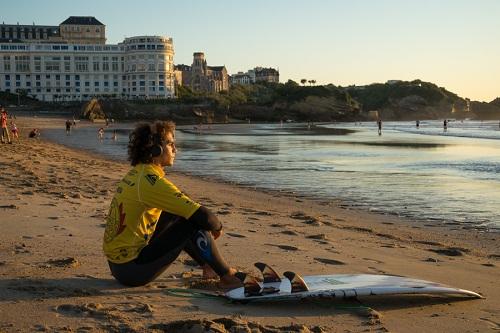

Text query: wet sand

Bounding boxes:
[0,117,498,332]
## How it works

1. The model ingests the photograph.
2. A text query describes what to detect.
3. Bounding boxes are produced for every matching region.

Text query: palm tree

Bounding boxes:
[308,80,313,86]
[300,79,307,86]
[311,80,316,86]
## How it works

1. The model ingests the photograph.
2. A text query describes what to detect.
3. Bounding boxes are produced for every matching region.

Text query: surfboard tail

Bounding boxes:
[254,262,281,283]
[283,271,309,293]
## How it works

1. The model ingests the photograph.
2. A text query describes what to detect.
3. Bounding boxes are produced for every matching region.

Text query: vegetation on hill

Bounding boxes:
[345,80,470,120]
[1,80,499,121]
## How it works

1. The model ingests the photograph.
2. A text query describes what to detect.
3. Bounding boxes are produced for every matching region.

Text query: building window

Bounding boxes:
[3,56,11,71]
[15,56,30,72]
[75,56,89,72]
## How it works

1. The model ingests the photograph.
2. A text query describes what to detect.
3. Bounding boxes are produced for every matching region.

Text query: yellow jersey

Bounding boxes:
[103,163,200,263]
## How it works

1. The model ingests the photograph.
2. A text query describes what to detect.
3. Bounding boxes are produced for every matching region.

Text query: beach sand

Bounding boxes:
[0,117,498,332]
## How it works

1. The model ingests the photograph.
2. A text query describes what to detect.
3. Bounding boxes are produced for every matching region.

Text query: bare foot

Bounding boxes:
[202,264,218,279]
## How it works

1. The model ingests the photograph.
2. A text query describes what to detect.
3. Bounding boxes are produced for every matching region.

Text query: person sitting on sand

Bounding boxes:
[28,128,40,139]
[103,120,242,288]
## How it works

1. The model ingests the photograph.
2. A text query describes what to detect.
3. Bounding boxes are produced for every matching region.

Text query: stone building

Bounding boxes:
[254,67,279,83]
[229,67,279,85]
[0,16,105,44]
[59,16,106,44]
[175,52,228,93]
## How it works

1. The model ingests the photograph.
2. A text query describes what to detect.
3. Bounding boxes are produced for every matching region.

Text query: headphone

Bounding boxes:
[150,125,164,158]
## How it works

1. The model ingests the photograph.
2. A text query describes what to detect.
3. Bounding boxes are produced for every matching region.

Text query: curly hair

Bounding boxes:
[128,120,176,166]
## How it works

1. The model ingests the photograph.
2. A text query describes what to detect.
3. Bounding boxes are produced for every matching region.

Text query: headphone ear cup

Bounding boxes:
[150,144,163,157]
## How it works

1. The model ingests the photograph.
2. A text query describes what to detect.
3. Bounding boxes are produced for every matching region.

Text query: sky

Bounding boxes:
[2,0,499,102]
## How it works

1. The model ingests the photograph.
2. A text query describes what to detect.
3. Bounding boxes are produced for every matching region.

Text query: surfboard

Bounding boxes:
[226,263,483,302]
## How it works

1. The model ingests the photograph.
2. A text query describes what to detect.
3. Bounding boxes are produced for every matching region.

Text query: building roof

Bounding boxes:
[60,16,104,26]
[255,67,279,74]
[208,66,226,71]
[174,64,191,71]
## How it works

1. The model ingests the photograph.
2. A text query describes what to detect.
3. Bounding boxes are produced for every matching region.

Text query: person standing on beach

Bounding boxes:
[1,106,12,144]
[443,119,448,132]
[377,119,382,135]
[65,120,72,136]
[98,127,104,140]
[10,121,19,143]
[416,120,420,129]
[103,121,242,288]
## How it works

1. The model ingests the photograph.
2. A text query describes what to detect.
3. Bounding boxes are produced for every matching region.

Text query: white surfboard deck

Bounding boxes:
[225,274,482,301]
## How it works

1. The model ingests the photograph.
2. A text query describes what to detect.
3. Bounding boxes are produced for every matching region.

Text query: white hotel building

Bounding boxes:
[0,18,175,101]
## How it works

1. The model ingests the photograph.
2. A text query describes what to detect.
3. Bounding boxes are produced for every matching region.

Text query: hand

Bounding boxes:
[211,229,223,240]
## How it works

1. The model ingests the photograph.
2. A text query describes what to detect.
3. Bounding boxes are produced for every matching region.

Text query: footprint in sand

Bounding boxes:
[0,204,18,209]
[226,232,246,238]
[368,266,386,274]
[281,230,299,236]
[314,257,346,265]
[275,244,300,251]
[45,257,79,268]
[362,258,384,264]
[149,318,324,333]
[307,234,328,240]
[429,247,468,257]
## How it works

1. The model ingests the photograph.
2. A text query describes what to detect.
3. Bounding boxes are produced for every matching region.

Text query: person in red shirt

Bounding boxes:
[1,106,12,144]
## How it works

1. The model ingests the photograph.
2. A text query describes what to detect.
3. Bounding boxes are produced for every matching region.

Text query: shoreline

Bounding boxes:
[0,116,498,332]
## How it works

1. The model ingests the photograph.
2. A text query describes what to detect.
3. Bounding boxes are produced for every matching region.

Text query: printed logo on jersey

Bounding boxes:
[104,199,127,242]
[145,174,158,185]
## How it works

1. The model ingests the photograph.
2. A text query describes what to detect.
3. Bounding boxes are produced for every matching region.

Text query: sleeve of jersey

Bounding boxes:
[142,177,201,219]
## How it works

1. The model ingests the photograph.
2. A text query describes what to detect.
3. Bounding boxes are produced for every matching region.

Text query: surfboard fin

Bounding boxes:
[254,262,281,283]
[234,272,262,296]
[283,271,309,293]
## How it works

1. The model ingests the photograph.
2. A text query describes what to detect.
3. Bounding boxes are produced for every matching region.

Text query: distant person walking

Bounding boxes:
[1,106,11,144]
[416,120,420,129]
[66,120,72,135]
[377,119,382,136]
[443,119,448,132]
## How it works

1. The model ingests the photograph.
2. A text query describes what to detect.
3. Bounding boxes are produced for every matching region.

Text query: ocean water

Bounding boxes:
[43,120,500,231]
